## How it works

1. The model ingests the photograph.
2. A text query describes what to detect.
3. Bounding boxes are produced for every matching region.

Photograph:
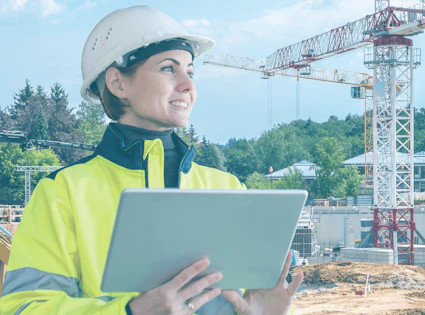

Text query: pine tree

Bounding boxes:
[33,111,49,140]
[10,80,34,120]
[0,108,14,130]
[195,136,226,171]
[46,83,85,164]
[188,124,199,144]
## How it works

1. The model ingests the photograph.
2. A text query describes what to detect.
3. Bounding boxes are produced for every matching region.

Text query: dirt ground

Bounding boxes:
[292,261,425,315]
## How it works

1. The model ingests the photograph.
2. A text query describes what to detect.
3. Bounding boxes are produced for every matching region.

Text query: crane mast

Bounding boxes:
[366,0,424,264]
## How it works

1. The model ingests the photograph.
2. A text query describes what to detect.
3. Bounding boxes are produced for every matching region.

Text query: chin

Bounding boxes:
[174,120,189,128]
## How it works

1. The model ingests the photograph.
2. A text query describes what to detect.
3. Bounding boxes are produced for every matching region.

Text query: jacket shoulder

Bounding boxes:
[191,163,245,189]
[47,154,99,180]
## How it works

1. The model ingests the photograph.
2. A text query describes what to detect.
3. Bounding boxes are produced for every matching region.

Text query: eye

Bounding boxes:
[187,71,195,79]
[161,65,174,73]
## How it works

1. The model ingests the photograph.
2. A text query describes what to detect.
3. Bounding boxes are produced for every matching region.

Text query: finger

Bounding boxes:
[221,289,249,314]
[167,258,210,291]
[287,272,304,296]
[179,271,222,301]
[187,288,221,313]
[277,251,292,287]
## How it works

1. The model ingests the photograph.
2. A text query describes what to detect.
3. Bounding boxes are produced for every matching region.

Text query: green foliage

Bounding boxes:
[338,165,363,197]
[311,137,362,198]
[245,172,270,189]
[223,138,260,182]
[312,137,346,198]
[0,144,61,203]
[0,108,14,130]
[174,125,201,152]
[32,110,49,140]
[195,137,227,171]
[8,82,87,164]
[76,101,107,145]
[274,167,306,190]
[254,129,287,173]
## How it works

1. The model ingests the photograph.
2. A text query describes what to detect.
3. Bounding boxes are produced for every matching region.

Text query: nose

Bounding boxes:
[175,72,195,93]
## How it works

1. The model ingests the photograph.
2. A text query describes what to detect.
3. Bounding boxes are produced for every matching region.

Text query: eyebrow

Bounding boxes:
[158,58,194,67]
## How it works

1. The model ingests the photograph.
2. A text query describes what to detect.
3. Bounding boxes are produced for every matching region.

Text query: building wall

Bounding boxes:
[310,206,425,247]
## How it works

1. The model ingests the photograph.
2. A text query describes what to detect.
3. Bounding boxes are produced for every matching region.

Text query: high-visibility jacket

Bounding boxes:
[0,124,296,315]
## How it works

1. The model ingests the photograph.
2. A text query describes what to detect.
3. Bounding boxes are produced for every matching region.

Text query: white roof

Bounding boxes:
[343,152,425,166]
[265,160,317,179]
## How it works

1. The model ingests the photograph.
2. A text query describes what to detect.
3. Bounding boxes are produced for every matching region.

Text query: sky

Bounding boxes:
[1,0,425,144]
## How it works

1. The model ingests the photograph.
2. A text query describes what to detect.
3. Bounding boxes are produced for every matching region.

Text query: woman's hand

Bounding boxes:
[128,258,222,315]
[221,251,303,315]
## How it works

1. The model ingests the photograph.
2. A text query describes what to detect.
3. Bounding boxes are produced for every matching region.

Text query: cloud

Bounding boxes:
[75,0,97,12]
[0,0,65,16]
[183,18,211,28]
[39,0,65,17]
[183,18,212,36]
[0,0,28,13]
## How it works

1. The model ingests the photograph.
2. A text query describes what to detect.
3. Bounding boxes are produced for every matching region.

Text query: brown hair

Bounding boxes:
[90,60,147,121]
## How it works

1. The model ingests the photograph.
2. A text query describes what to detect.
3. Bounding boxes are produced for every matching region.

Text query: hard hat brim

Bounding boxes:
[80,34,215,104]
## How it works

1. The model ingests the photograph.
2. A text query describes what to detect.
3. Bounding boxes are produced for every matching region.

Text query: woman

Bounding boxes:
[0,6,303,315]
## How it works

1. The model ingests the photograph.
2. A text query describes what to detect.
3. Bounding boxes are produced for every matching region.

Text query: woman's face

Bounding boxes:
[118,49,196,130]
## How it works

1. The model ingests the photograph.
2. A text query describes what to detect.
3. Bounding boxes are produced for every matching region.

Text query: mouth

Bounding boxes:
[169,101,189,109]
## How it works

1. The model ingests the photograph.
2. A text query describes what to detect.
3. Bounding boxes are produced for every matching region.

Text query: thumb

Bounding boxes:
[221,290,249,314]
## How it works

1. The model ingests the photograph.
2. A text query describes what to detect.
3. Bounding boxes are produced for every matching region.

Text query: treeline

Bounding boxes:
[0,80,106,203]
[1,81,425,203]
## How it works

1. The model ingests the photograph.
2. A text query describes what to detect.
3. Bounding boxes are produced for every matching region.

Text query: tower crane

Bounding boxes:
[204,0,425,265]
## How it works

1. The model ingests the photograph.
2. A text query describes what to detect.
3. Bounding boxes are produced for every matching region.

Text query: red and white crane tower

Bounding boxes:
[204,0,425,264]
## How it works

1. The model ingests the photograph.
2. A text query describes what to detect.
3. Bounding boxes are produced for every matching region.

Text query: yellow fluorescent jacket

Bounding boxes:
[0,124,295,315]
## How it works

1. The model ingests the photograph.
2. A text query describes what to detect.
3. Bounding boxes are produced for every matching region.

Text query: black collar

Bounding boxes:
[95,123,196,172]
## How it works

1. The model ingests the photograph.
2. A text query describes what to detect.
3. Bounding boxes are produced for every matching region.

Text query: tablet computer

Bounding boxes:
[101,189,307,292]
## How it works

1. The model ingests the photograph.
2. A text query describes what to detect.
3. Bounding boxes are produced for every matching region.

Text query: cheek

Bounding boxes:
[192,87,197,103]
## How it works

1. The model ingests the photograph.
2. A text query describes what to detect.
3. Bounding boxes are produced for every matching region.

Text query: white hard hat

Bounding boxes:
[80,5,215,103]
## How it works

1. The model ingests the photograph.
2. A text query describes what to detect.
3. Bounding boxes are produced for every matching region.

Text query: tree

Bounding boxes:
[46,83,85,164]
[175,125,201,152]
[9,80,34,122]
[245,172,270,189]
[275,167,305,190]
[312,137,346,198]
[32,110,49,140]
[187,124,199,144]
[8,80,35,132]
[338,165,363,197]
[0,107,14,130]
[76,101,107,145]
[0,144,61,203]
[223,138,261,182]
[195,137,226,171]
[312,137,362,198]
[254,129,287,173]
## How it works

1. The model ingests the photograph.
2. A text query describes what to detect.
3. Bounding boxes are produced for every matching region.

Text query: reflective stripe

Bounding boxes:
[96,296,117,302]
[196,289,242,315]
[2,268,79,298]
[15,300,46,315]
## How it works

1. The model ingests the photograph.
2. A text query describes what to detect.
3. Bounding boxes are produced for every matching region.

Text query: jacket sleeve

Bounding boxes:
[0,177,136,315]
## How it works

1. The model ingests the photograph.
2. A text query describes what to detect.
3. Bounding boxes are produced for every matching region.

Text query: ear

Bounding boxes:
[105,67,128,100]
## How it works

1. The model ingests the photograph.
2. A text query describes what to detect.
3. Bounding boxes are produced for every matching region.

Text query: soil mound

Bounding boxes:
[293,261,425,286]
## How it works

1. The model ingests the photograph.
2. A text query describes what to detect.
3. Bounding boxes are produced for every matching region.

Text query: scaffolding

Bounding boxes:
[291,227,319,257]
[16,166,61,205]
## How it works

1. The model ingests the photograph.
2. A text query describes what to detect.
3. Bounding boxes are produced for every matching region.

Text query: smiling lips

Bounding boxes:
[169,101,189,109]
